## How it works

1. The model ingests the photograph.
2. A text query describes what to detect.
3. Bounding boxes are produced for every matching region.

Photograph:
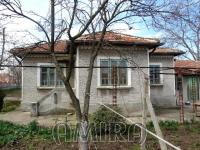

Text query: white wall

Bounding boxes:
[150,55,176,107]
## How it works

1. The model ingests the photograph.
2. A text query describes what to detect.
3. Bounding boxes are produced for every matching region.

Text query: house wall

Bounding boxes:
[182,77,188,103]
[149,56,176,107]
[21,56,74,114]
[77,46,149,115]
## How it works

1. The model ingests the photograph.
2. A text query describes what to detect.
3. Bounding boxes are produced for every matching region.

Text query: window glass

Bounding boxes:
[150,65,161,84]
[40,65,65,87]
[100,59,128,86]
[40,67,55,87]
[100,60,109,85]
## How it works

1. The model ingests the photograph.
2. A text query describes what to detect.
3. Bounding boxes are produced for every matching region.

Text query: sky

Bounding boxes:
[2,0,163,49]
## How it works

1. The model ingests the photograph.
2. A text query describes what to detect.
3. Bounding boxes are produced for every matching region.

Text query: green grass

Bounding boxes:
[1,101,20,113]
[1,120,200,149]
[0,120,53,147]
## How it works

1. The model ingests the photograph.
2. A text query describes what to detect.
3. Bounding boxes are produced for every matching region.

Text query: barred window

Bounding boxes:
[100,59,128,86]
[150,65,161,84]
[40,65,64,87]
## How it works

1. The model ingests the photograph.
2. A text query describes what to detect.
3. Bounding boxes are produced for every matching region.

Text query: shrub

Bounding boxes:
[147,120,179,132]
[1,101,20,112]
[159,120,179,131]
[28,120,39,133]
[91,105,126,135]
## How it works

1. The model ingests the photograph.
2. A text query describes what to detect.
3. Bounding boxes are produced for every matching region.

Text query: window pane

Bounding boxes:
[40,67,55,87]
[49,68,55,86]
[111,60,118,85]
[56,67,64,86]
[100,60,109,85]
[150,65,160,84]
[41,68,47,86]
[100,59,128,86]
[119,60,127,85]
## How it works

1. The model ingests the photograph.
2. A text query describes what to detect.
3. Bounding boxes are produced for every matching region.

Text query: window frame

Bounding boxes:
[37,63,65,89]
[149,63,163,85]
[97,57,131,89]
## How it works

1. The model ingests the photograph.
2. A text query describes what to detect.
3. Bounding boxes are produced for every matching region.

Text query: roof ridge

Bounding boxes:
[80,31,160,41]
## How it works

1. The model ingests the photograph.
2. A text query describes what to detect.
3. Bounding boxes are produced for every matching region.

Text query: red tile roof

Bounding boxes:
[11,32,161,55]
[77,31,160,45]
[175,60,200,68]
[11,32,184,57]
[11,40,67,55]
[175,60,200,75]
[150,48,185,56]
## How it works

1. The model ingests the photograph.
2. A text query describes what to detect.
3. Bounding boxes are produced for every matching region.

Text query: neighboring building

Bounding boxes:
[11,32,184,115]
[175,60,200,105]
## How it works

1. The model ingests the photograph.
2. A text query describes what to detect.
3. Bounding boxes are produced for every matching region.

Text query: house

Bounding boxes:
[11,32,184,115]
[175,60,200,105]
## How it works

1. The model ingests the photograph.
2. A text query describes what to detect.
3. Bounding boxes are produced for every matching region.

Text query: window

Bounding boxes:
[150,64,162,85]
[39,64,64,87]
[100,59,128,86]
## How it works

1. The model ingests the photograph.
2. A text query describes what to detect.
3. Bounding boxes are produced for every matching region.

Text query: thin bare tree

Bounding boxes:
[153,0,200,60]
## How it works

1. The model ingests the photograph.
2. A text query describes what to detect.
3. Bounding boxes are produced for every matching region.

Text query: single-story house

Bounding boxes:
[12,31,184,115]
[175,60,200,105]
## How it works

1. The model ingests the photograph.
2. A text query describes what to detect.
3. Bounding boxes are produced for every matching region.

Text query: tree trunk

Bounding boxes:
[79,121,89,150]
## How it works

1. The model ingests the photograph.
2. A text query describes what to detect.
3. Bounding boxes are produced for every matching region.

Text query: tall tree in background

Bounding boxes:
[0,0,180,149]
[153,0,200,60]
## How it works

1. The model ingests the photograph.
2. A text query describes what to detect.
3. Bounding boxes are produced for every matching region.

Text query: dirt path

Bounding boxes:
[0,110,76,127]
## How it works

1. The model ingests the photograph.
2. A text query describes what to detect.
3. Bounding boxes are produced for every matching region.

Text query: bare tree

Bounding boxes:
[0,28,5,67]
[0,0,176,149]
[153,0,200,60]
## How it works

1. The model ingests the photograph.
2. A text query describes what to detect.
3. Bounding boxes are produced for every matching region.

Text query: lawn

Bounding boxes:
[0,120,200,150]
[0,100,20,113]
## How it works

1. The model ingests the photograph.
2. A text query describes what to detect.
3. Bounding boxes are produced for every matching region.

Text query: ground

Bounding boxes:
[0,119,200,150]
[1,90,200,150]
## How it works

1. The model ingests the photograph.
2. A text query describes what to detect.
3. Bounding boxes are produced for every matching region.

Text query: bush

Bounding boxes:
[1,101,20,112]
[0,90,6,112]
[28,120,39,133]
[0,120,53,147]
[159,120,179,131]
[91,105,126,135]
[147,120,179,132]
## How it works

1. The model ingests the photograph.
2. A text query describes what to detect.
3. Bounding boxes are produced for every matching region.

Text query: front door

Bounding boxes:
[187,76,199,103]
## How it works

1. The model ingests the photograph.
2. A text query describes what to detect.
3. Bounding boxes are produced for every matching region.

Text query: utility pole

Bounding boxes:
[144,76,168,150]
[141,75,147,150]
[50,0,55,52]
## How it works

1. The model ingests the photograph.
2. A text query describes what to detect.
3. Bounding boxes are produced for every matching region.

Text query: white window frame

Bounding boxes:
[97,57,131,89]
[37,63,65,89]
[149,63,163,85]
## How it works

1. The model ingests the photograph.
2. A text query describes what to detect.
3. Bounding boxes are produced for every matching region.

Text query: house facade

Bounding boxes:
[12,32,183,115]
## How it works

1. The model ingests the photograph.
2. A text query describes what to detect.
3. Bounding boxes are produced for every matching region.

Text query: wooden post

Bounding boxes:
[177,71,184,123]
[144,76,167,150]
[141,77,147,150]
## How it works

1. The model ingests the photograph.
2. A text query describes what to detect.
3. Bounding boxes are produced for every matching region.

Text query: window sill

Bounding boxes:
[37,87,75,90]
[37,87,65,90]
[150,84,164,86]
[97,86,132,89]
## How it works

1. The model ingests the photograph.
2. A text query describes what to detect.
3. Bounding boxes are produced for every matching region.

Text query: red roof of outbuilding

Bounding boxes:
[175,60,200,75]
